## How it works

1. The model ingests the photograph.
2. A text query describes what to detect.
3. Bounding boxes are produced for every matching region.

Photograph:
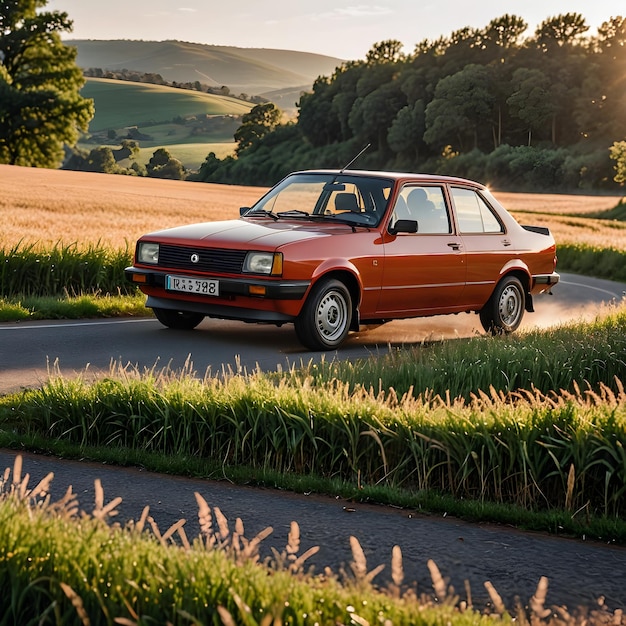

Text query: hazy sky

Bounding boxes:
[47,0,624,60]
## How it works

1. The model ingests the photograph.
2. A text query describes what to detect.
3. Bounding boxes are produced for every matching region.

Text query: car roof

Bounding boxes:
[291,169,485,189]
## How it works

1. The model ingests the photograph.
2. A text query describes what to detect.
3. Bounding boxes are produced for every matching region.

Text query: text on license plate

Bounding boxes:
[166,275,219,296]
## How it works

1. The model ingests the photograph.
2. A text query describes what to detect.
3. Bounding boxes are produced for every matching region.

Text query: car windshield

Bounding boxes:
[244,173,393,227]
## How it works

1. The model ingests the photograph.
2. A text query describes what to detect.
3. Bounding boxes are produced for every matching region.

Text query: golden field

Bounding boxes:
[1,164,624,249]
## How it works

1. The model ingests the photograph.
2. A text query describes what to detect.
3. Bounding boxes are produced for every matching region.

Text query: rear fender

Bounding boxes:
[497,261,533,312]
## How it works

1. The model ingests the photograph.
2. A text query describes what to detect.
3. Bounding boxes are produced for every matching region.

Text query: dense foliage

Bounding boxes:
[0,0,94,167]
[194,13,626,191]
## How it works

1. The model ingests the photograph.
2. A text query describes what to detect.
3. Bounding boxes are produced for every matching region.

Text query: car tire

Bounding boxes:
[153,307,205,330]
[295,278,352,350]
[479,275,525,335]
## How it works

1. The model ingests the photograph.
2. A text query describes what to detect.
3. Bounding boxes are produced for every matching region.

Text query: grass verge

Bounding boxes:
[8,456,606,626]
[0,292,149,322]
[2,305,626,543]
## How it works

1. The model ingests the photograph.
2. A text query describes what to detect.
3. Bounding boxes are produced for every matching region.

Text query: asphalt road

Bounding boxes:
[0,273,624,394]
[0,449,625,613]
[1,273,625,612]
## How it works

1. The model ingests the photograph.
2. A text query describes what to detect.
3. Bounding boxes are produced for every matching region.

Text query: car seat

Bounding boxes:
[334,192,360,213]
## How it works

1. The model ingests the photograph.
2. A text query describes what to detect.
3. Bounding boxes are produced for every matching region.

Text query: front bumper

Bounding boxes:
[125,266,310,323]
[125,266,310,300]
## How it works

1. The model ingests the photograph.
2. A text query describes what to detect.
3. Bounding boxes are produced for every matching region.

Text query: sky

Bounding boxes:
[46,0,625,61]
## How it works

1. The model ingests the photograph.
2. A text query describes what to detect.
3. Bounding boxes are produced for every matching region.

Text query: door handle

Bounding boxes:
[501,239,512,246]
[447,242,461,251]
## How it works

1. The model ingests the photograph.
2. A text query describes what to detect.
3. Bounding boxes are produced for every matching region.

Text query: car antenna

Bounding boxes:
[339,143,371,173]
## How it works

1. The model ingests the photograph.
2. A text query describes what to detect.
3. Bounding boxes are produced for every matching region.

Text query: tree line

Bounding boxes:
[193,13,626,191]
[2,4,625,191]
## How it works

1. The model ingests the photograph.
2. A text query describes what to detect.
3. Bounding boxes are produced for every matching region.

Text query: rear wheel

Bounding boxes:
[153,307,205,330]
[295,278,352,350]
[479,276,525,335]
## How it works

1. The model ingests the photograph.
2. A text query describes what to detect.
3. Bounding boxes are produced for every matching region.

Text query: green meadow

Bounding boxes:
[82,78,252,131]
[79,78,253,168]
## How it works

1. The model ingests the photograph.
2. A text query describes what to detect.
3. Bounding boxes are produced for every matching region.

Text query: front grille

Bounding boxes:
[158,245,247,274]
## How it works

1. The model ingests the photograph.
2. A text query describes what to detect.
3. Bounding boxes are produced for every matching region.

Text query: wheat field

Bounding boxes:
[1,164,623,249]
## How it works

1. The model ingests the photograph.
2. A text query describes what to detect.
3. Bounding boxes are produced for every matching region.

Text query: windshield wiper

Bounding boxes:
[306,213,374,231]
[277,210,311,218]
[243,208,279,221]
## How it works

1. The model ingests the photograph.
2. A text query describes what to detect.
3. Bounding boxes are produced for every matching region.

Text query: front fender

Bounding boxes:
[310,257,363,289]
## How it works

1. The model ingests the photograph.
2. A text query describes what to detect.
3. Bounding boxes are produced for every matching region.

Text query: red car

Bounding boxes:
[126,170,559,350]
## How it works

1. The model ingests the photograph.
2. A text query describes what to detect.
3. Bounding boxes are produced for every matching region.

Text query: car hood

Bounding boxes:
[142,218,358,249]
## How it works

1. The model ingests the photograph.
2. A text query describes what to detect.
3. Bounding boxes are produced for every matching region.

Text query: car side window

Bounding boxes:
[451,187,503,234]
[391,186,450,234]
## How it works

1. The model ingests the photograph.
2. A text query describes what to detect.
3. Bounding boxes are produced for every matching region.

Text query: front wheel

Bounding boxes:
[294,278,352,350]
[153,307,205,330]
[479,276,525,335]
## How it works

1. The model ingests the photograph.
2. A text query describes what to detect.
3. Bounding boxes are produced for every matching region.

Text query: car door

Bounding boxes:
[377,185,466,316]
[449,186,512,307]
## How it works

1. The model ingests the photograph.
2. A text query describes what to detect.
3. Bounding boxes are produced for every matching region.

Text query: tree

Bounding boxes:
[424,65,496,152]
[507,68,562,145]
[387,101,425,162]
[481,14,527,51]
[85,146,117,173]
[609,141,626,184]
[532,13,589,53]
[0,0,94,167]
[234,103,281,155]
[146,148,185,180]
[365,40,405,65]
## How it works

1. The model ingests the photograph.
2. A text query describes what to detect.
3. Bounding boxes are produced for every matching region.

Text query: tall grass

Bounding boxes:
[298,309,626,400]
[0,241,134,297]
[2,310,626,520]
[0,455,620,625]
[556,244,626,283]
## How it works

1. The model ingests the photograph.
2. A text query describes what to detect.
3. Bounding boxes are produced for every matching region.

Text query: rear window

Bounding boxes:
[451,187,503,233]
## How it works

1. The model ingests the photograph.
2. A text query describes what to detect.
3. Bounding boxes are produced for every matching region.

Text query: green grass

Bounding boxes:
[0,292,148,321]
[577,199,626,221]
[133,142,236,169]
[0,241,133,299]
[77,78,248,168]
[1,475,529,626]
[556,244,626,282]
[82,78,253,132]
[2,307,626,541]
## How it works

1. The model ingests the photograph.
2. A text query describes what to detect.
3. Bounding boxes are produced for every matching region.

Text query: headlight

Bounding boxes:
[137,242,160,264]
[243,252,282,275]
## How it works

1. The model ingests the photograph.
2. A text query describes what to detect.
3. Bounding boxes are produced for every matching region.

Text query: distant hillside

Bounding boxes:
[68,39,344,105]
[82,78,253,132]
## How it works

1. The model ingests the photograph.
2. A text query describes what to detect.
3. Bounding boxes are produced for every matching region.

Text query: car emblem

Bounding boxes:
[190,253,200,264]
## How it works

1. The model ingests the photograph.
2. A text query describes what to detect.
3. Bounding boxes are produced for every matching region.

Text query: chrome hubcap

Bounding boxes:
[315,290,348,341]
[498,285,522,326]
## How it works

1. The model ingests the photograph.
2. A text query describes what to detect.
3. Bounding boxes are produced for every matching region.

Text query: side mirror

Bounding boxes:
[388,219,418,235]
[239,206,251,216]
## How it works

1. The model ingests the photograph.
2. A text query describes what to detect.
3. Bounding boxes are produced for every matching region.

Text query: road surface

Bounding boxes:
[0,273,625,612]
[0,449,624,613]
[0,273,623,394]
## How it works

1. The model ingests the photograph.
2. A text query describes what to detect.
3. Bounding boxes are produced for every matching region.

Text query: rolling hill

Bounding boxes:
[82,77,253,132]
[70,40,344,170]
[78,78,252,169]
[68,39,344,103]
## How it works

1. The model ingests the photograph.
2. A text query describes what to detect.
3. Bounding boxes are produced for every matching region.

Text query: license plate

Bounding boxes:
[166,275,219,296]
